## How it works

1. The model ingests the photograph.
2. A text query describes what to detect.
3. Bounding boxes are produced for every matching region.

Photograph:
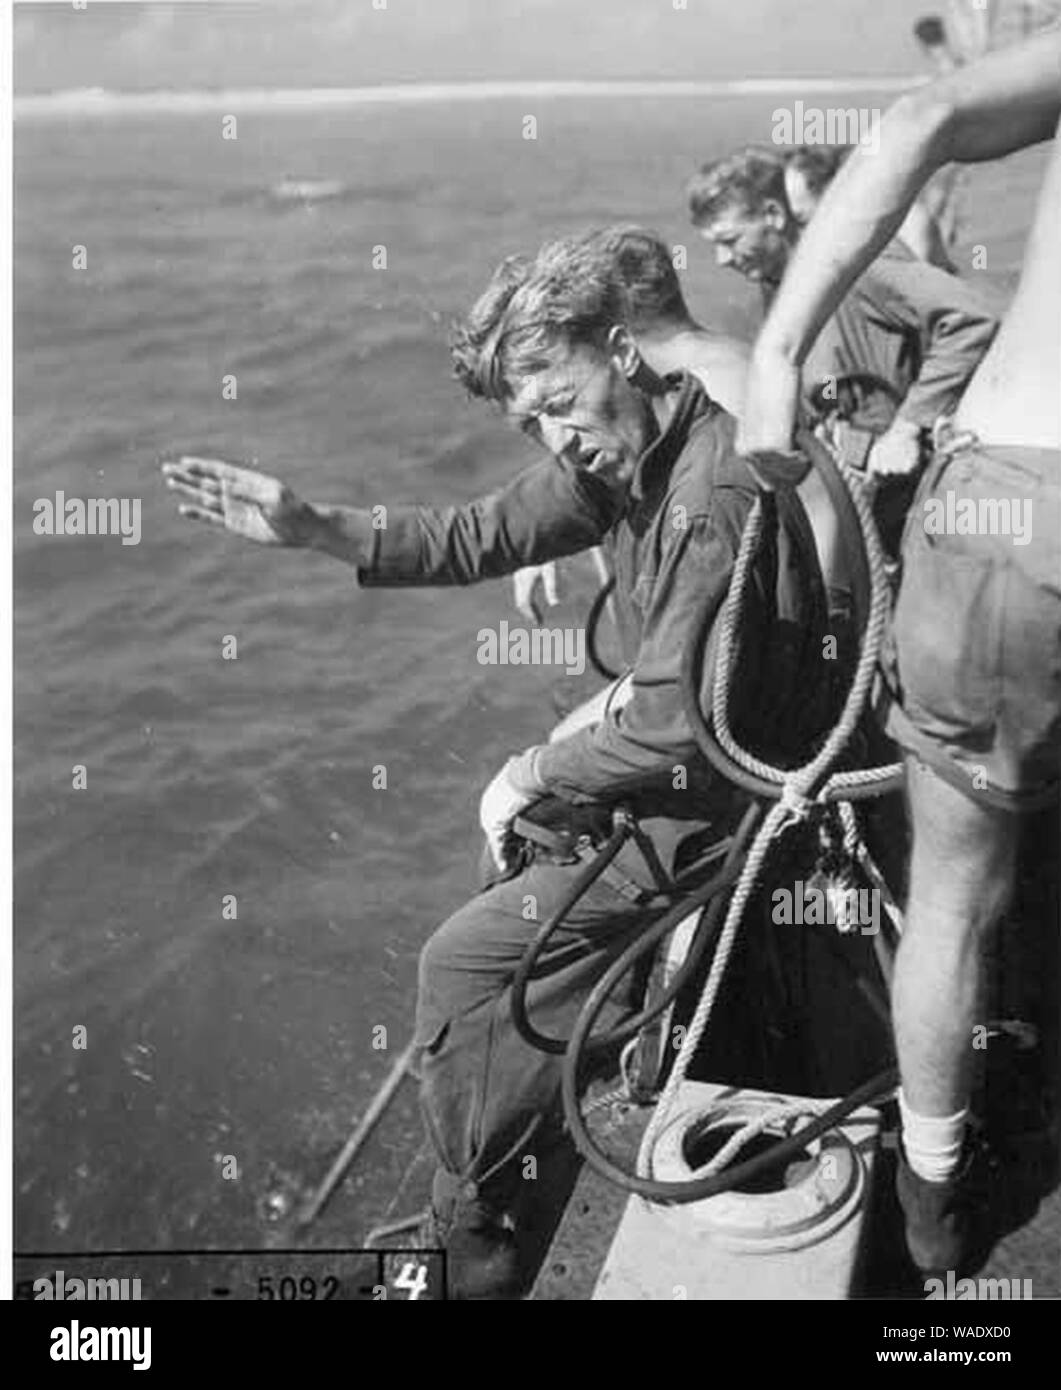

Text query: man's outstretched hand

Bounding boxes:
[161,457,313,546]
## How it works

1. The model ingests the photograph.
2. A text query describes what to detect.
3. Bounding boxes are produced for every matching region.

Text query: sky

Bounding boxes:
[13,0,952,95]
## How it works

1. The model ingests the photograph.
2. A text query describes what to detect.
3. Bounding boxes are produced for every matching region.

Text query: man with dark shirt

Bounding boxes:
[688,144,999,604]
[162,240,824,1297]
[687,145,998,477]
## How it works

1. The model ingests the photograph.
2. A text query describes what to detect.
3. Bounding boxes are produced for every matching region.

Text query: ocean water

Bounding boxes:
[13,96,1043,1253]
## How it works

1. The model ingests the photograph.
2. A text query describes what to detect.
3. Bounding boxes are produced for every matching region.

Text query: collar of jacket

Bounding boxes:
[626,370,710,508]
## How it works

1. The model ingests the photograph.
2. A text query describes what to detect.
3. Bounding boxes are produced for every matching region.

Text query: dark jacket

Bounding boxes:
[346,374,825,882]
[800,240,999,434]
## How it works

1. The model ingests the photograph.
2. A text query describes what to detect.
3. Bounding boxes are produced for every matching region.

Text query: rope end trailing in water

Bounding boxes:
[296,1038,419,1231]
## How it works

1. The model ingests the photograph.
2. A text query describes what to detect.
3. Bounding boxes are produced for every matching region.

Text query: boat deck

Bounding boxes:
[529,1102,1060,1300]
[367,808,1059,1301]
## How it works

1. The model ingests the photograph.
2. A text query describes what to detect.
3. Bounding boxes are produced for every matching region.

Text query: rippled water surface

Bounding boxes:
[14,97,1039,1251]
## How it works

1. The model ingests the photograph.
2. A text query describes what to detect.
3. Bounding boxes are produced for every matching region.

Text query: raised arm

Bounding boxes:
[739,28,1061,471]
[162,453,617,586]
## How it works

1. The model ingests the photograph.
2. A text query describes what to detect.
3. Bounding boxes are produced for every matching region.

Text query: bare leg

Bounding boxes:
[892,756,1018,1117]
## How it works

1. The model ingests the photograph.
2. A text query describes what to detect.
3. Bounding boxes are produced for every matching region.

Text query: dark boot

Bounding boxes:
[895,1140,991,1281]
[420,1173,522,1301]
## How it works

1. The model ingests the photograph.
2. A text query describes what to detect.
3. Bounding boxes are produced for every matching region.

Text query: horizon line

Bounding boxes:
[14,75,924,118]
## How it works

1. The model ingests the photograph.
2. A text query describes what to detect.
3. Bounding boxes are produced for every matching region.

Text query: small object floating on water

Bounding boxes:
[269,178,345,204]
[261,1189,292,1223]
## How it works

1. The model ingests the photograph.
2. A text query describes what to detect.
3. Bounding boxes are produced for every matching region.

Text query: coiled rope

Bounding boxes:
[637,434,902,1183]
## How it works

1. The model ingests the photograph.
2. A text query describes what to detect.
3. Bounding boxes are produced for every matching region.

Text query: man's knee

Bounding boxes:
[418,903,483,996]
[906,757,1018,926]
[415,902,495,1051]
[417,928,445,998]
[416,884,535,1017]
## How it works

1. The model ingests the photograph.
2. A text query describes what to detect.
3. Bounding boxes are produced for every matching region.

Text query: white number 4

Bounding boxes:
[393,1262,429,1301]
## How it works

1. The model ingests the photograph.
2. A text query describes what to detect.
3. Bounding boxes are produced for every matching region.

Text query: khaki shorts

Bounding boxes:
[879,432,1061,811]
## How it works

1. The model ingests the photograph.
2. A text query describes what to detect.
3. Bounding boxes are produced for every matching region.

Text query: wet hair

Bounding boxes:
[687,145,788,226]
[448,252,531,394]
[537,226,690,329]
[450,225,682,400]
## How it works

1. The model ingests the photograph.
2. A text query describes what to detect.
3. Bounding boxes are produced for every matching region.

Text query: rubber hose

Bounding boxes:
[585,575,620,681]
[510,803,761,1055]
[562,939,898,1203]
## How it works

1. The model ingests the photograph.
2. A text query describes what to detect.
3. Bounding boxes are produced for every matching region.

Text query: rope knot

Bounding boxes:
[778,783,814,822]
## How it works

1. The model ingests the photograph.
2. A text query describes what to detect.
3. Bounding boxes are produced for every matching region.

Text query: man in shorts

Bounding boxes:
[737,27,1061,1277]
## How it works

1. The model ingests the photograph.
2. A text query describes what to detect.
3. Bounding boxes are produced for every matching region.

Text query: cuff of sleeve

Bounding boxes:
[530,735,598,802]
[307,505,378,580]
[508,745,548,796]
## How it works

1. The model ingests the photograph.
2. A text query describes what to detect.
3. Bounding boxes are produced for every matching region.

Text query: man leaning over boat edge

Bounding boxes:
[160,235,826,1298]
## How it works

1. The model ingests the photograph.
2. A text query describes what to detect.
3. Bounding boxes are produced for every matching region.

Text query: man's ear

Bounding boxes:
[605,324,642,380]
[762,198,791,233]
[782,169,811,224]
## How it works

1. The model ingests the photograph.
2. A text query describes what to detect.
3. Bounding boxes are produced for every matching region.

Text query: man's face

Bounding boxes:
[698,199,792,286]
[505,338,654,490]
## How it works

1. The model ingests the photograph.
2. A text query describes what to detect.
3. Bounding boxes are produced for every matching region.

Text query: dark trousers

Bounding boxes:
[413,848,673,1211]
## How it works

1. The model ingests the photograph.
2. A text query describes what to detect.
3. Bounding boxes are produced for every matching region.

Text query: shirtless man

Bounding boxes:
[914,3,1026,250]
[738,28,1061,1277]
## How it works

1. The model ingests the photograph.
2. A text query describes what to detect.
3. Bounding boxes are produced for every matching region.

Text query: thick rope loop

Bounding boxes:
[637,431,902,1183]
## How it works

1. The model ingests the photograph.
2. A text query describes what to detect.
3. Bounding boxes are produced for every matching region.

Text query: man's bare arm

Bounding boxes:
[740,28,1061,464]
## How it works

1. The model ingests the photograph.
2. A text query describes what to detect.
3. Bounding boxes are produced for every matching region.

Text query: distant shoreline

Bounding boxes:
[14,76,925,119]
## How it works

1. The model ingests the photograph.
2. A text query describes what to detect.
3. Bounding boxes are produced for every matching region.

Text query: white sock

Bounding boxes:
[899,1090,968,1183]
